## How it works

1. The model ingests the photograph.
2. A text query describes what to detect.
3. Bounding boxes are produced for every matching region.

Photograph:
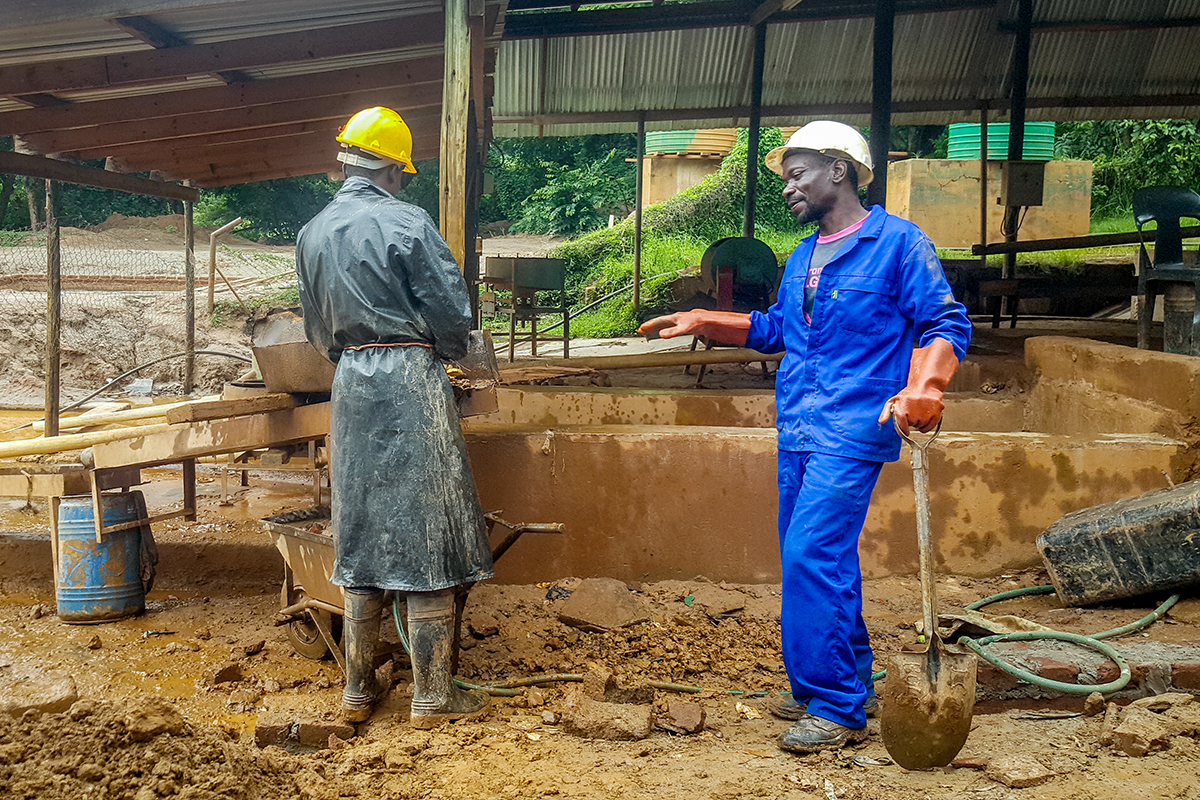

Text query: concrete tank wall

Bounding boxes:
[886,159,1093,248]
[465,424,1180,584]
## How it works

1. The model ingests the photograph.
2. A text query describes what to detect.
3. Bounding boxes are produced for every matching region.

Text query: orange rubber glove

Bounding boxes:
[878,338,961,434]
[637,310,751,346]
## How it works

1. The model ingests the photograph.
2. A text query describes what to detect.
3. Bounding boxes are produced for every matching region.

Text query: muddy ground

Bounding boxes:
[2,471,1200,800]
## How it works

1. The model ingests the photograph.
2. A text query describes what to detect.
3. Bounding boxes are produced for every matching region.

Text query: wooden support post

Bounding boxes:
[440,0,471,269]
[1003,0,1034,281]
[44,180,60,438]
[867,0,895,208]
[743,23,766,238]
[183,458,197,521]
[634,114,645,314]
[184,201,196,393]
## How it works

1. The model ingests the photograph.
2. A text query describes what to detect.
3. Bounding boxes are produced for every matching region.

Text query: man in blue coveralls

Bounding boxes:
[638,120,973,753]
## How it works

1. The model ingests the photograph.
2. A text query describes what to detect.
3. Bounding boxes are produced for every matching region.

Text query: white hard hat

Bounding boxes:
[764,120,874,187]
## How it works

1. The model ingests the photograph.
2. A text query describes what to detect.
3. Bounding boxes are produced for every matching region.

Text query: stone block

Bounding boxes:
[1034,657,1081,684]
[976,664,1020,692]
[0,670,78,717]
[254,713,293,748]
[297,720,356,748]
[211,662,243,685]
[558,578,650,633]
[657,700,705,734]
[1113,707,1171,757]
[123,697,187,742]
[984,755,1056,788]
[1172,662,1200,691]
[559,688,653,741]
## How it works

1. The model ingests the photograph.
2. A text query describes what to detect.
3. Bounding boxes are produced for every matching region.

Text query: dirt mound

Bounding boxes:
[91,214,258,248]
[0,696,306,800]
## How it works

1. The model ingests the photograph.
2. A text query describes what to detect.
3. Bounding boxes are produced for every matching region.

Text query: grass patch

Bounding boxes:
[0,230,44,247]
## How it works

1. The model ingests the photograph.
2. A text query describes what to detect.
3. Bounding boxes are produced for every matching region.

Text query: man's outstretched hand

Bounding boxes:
[637,310,752,346]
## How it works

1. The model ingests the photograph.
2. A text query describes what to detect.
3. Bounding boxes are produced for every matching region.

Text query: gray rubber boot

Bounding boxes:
[342,587,385,723]
[407,590,490,729]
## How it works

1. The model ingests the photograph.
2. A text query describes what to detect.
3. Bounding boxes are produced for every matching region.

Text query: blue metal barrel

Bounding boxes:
[56,493,147,623]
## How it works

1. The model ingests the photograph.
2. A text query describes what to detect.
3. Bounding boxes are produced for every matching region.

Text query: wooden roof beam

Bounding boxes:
[10,1,259,31]
[87,120,344,162]
[0,11,445,96]
[109,14,254,86]
[117,130,444,178]
[0,150,197,202]
[21,83,446,155]
[0,58,447,136]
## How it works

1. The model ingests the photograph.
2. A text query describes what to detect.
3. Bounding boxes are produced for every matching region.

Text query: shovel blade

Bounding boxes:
[880,647,977,770]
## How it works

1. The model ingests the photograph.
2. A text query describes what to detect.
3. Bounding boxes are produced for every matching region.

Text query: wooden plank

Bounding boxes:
[24,88,445,154]
[0,473,68,498]
[0,151,198,202]
[90,402,331,470]
[0,59,446,136]
[0,14,446,97]
[0,423,176,460]
[166,393,296,424]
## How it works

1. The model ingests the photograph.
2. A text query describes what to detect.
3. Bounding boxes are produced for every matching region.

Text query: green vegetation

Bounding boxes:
[549,127,814,336]
[1056,120,1200,218]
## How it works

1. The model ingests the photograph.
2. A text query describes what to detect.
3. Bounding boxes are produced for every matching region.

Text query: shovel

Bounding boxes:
[879,417,977,770]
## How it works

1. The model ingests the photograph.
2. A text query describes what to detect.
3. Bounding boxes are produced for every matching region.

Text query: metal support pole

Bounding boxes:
[634,113,645,315]
[743,22,767,239]
[867,0,895,208]
[1003,0,1034,280]
[979,103,989,273]
[184,201,195,394]
[44,180,60,438]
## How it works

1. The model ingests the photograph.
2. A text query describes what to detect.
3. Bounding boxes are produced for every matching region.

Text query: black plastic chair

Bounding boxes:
[1133,186,1200,353]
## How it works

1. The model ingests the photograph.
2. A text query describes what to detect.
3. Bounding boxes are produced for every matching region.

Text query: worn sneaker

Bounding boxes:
[778,713,868,753]
[767,693,879,721]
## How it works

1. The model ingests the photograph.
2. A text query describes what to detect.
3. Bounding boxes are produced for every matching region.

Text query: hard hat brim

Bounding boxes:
[764,145,874,188]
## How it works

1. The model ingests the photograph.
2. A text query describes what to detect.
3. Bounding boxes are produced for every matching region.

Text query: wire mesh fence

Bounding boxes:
[0,210,195,399]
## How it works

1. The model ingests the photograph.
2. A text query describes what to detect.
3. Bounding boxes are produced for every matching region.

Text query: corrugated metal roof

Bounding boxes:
[494,0,1200,136]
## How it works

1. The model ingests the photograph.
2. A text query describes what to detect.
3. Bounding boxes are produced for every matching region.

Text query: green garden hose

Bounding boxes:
[871,585,1180,695]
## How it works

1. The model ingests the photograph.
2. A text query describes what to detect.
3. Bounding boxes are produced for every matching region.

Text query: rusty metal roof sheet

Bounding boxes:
[494,0,1200,136]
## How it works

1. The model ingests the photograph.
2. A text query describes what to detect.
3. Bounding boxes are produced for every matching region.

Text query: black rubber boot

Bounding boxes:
[342,587,385,723]
[407,590,490,729]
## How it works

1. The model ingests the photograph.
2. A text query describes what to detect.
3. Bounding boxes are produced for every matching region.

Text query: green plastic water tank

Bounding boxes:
[643,129,737,156]
[947,122,1055,161]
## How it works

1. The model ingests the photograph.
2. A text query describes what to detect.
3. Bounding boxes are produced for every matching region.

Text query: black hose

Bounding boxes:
[6,350,253,433]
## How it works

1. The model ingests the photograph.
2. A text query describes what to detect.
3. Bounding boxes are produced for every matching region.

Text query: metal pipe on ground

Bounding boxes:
[504,347,781,372]
[207,216,246,315]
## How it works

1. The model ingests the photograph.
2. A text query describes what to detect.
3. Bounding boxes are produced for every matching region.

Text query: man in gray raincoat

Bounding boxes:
[295,106,493,727]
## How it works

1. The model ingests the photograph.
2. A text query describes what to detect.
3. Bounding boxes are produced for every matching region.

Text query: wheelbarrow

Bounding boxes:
[262,506,564,675]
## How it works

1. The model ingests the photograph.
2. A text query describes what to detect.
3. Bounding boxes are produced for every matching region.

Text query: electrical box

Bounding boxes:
[999,160,1045,207]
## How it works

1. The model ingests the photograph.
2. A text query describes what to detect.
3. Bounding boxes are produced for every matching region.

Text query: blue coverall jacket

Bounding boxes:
[745,205,973,462]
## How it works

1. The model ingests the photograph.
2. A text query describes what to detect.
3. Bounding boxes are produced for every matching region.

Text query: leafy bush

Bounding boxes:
[1056,120,1200,217]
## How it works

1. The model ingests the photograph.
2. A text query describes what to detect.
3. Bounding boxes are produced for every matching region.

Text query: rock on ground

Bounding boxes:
[657,700,705,734]
[0,669,78,717]
[985,754,1057,788]
[123,696,188,741]
[558,578,650,633]
[559,688,653,740]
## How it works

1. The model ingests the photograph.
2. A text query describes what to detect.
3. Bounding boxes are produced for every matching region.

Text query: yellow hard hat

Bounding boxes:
[764,120,874,187]
[336,106,417,174]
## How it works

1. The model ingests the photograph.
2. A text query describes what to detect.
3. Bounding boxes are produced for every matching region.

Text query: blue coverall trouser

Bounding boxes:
[778,449,884,730]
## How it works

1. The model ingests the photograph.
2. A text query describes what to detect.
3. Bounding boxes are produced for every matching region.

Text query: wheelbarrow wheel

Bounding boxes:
[283,587,343,661]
